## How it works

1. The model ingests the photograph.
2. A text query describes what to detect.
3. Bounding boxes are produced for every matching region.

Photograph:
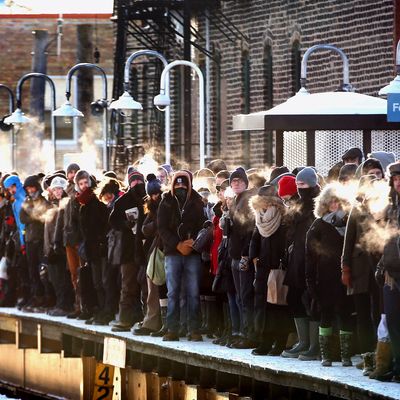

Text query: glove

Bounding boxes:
[341,264,352,288]
[375,264,385,287]
[176,239,194,256]
[239,256,249,272]
[5,215,15,227]
[20,245,26,256]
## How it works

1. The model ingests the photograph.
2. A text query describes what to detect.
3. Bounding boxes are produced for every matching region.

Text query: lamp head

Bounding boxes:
[0,116,12,131]
[52,101,84,118]
[4,108,31,125]
[109,91,142,111]
[154,93,171,108]
[90,99,108,116]
[379,75,400,97]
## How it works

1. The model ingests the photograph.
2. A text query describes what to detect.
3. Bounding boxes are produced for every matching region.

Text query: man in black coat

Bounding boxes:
[109,168,146,332]
[158,170,205,341]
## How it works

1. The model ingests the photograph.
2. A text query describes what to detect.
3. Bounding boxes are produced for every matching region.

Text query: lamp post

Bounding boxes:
[379,40,400,96]
[154,60,205,169]
[300,44,353,94]
[53,63,109,170]
[0,84,16,169]
[5,73,57,170]
[109,50,171,165]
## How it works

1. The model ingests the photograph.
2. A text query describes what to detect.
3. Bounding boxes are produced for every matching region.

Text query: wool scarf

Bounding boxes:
[255,206,281,238]
[322,209,347,236]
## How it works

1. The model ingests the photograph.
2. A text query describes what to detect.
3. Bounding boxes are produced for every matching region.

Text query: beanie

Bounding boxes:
[127,167,145,186]
[388,161,400,177]
[338,163,357,182]
[269,166,290,183]
[23,175,41,190]
[369,151,396,172]
[258,184,277,198]
[50,176,68,190]
[67,163,80,174]
[342,147,363,162]
[146,173,162,196]
[278,175,297,198]
[229,167,249,188]
[296,167,318,188]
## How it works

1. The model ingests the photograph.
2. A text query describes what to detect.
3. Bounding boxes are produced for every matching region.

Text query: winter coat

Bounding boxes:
[20,194,49,243]
[78,192,108,263]
[228,188,256,260]
[109,188,145,265]
[158,190,205,256]
[56,189,81,247]
[142,198,162,258]
[305,218,347,307]
[341,205,381,295]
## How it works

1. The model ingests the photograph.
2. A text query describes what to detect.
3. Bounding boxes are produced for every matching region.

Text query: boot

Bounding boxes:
[340,331,353,367]
[151,304,168,337]
[281,318,310,358]
[299,321,320,361]
[205,296,217,338]
[214,302,231,345]
[369,341,392,380]
[319,327,333,367]
[362,352,375,376]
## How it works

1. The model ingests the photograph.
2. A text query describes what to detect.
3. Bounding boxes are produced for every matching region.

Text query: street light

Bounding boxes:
[4,73,57,170]
[109,50,171,165]
[379,40,400,96]
[155,60,205,169]
[299,44,353,94]
[0,84,16,169]
[53,63,109,170]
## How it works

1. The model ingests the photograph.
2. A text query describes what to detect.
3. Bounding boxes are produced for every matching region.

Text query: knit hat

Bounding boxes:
[67,163,80,174]
[339,163,357,182]
[104,170,118,179]
[342,147,363,162]
[159,164,173,175]
[388,161,400,177]
[361,158,384,177]
[229,167,248,188]
[369,151,396,172]
[296,167,318,188]
[174,175,189,188]
[269,166,290,183]
[23,175,41,190]
[127,167,145,186]
[278,175,297,198]
[50,176,68,190]
[146,174,162,196]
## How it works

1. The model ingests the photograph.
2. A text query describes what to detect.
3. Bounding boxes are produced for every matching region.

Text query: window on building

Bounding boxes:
[291,40,301,96]
[263,44,273,109]
[241,49,251,114]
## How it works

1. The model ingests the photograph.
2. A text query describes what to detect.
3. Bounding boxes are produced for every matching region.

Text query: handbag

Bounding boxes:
[192,220,213,253]
[267,263,288,305]
[146,246,166,286]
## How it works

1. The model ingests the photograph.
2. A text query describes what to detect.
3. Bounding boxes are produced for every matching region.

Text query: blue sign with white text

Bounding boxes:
[387,93,400,122]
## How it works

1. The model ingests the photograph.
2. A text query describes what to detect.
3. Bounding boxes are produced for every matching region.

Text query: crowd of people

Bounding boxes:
[0,147,399,383]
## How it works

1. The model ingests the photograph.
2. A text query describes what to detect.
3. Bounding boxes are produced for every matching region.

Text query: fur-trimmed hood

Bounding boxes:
[249,194,285,215]
[314,183,350,218]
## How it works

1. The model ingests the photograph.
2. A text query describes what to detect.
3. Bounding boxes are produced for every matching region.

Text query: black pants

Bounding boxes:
[26,240,44,299]
[103,263,121,316]
[48,256,74,311]
[91,258,107,312]
[353,292,377,353]
[254,264,268,341]
[384,283,400,375]
[320,300,353,332]
[287,286,307,318]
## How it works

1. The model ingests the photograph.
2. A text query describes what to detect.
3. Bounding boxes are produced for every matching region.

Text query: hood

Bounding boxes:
[4,175,22,190]
[314,183,350,218]
[171,170,192,199]
[249,194,285,214]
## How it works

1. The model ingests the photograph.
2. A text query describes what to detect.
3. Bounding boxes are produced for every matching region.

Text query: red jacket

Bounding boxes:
[210,215,223,275]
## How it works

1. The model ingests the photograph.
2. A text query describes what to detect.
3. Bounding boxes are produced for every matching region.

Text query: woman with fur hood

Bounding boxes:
[249,185,291,356]
[305,184,353,367]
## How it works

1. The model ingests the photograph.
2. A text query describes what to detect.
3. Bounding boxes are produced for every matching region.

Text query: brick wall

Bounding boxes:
[196,0,395,169]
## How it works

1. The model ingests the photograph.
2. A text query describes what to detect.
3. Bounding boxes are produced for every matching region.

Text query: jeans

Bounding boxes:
[231,259,255,339]
[384,283,400,375]
[165,254,202,333]
[227,291,241,335]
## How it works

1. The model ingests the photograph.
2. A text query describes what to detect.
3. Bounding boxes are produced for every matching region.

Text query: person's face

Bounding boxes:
[230,178,246,195]
[151,193,160,202]
[26,186,38,196]
[328,198,340,213]
[344,157,360,166]
[130,179,142,189]
[78,178,90,192]
[67,170,76,183]
[296,181,310,189]
[393,175,400,194]
[217,186,225,202]
[367,168,383,180]
[174,182,188,191]
[102,192,115,205]
[8,184,17,196]
[226,197,234,208]
[215,176,226,187]
[157,170,167,185]
[53,187,63,200]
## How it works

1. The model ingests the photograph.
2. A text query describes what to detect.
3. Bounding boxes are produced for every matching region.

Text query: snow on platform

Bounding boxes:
[0,307,399,400]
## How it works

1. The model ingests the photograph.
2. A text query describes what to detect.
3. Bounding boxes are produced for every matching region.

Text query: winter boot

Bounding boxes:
[369,341,393,380]
[319,327,333,367]
[340,331,353,367]
[362,352,375,376]
[281,318,310,358]
[151,301,168,337]
[298,321,320,361]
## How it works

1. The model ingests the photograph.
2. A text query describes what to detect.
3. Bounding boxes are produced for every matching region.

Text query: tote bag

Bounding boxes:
[146,247,166,286]
[267,265,288,305]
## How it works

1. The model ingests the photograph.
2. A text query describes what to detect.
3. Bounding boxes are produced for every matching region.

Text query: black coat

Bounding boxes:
[56,192,82,247]
[20,194,49,243]
[109,189,145,265]
[228,189,256,260]
[158,190,205,256]
[305,218,347,307]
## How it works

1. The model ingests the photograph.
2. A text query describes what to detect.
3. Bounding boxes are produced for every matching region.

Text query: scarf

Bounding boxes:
[255,206,282,238]
[76,188,95,205]
[322,209,347,236]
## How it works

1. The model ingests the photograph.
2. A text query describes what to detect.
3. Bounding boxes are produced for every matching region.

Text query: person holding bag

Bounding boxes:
[249,185,291,356]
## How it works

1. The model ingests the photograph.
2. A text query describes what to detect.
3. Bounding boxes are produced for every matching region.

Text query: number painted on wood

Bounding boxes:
[96,386,110,400]
[92,363,115,400]
[99,366,111,385]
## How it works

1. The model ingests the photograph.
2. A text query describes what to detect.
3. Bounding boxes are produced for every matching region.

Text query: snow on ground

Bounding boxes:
[1,307,399,400]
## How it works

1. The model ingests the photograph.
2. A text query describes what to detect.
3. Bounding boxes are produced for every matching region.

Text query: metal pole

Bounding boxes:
[122,50,171,165]
[159,60,205,168]
[205,8,211,159]
[0,84,15,170]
